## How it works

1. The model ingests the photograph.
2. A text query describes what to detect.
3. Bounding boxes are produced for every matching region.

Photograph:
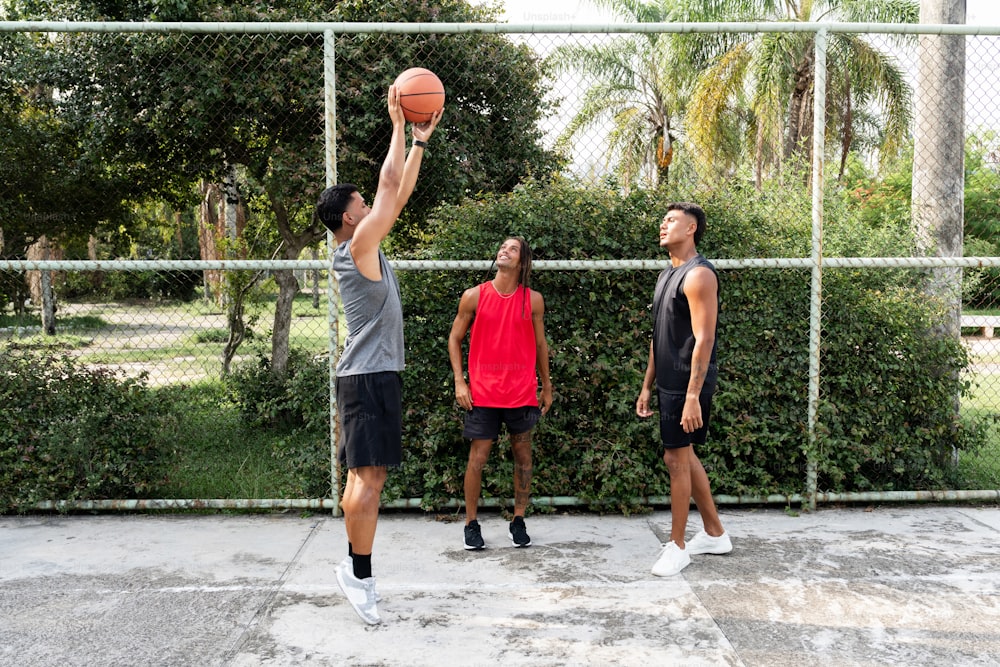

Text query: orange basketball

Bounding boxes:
[394,67,445,123]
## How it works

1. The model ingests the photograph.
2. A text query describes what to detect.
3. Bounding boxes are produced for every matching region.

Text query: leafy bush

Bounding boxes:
[962,236,1000,309]
[0,347,177,512]
[226,346,329,431]
[226,347,331,496]
[387,178,980,509]
[813,278,973,491]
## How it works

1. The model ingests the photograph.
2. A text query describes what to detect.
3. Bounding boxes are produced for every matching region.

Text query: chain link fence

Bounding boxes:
[2,20,1000,508]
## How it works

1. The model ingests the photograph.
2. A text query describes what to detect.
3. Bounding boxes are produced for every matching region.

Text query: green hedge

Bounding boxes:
[4,179,977,512]
[0,348,177,511]
[389,179,979,510]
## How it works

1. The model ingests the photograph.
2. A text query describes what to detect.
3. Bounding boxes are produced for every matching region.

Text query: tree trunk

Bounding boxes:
[40,268,56,336]
[198,179,223,305]
[223,164,240,245]
[271,268,299,378]
[26,236,58,334]
[785,50,815,165]
[267,185,326,379]
[912,0,966,335]
[311,246,321,310]
[912,0,966,467]
[221,286,247,377]
[38,237,56,335]
[838,75,854,182]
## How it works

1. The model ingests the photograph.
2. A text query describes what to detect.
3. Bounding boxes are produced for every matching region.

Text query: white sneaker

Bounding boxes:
[651,541,691,577]
[342,557,381,602]
[336,558,381,625]
[686,530,733,555]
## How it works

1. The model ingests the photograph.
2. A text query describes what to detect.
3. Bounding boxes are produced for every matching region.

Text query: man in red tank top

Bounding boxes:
[448,237,553,550]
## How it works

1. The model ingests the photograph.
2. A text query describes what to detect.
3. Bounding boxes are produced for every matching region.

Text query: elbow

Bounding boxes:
[379,168,402,193]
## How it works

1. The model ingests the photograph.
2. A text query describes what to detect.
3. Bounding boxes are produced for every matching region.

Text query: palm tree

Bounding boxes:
[683,0,918,186]
[549,0,694,190]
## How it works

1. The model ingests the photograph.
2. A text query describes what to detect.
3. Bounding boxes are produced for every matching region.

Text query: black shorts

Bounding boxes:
[658,387,714,450]
[336,371,402,469]
[463,405,541,441]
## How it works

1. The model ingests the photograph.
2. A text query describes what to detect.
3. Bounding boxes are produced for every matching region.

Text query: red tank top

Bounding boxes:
[468,282,538,408]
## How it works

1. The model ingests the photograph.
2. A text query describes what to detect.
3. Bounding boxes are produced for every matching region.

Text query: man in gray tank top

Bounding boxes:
[315,86,442,625]
[637,202,733,578]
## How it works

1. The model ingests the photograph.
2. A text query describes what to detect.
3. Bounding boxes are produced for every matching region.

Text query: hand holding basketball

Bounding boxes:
[387,84,405,126]
[393,67,446,124]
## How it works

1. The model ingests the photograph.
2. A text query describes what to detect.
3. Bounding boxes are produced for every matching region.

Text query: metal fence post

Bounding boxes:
[324,29,342,518]
[806,28,828,512]
[806,29,827,510]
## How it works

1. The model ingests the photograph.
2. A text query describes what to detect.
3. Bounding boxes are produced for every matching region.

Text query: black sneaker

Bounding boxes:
[464,520,486,550]
[509,516,531,547]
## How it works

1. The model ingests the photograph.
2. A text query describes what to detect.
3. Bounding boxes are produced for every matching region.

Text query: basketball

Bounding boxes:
[394,67,445,123]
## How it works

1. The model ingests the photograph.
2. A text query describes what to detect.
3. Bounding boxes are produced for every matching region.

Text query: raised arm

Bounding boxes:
[349,85,407,278]
[391,108,444,221]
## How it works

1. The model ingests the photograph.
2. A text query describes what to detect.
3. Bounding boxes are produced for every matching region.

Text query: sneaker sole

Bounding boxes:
[335,567,381,625]
[687,539,733,556]
[509,533,531,548]
[464,543,486,551]
[688,545,733,555]
[651,560,690,576]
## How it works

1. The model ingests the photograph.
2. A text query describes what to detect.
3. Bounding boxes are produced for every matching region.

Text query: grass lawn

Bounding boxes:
[960,373,1000,488]
[152,383,326,499]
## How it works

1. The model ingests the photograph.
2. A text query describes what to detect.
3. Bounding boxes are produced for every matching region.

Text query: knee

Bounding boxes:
[345,469,385,502]
[662,450,688,473]
[511,438,533,465]
[467,443,492,471]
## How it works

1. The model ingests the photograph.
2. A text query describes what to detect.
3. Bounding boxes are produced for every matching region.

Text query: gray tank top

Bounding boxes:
[333,241,405,376]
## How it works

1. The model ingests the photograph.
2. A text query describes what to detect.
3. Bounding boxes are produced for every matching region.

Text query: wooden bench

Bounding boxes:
[961,315,1000,338]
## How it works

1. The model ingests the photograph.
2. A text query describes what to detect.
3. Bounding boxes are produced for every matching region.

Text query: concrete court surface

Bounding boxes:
[1,505,999,667]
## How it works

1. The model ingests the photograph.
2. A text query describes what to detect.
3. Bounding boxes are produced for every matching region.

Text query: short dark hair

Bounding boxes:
[667,201,707,246]
[315,184,359,233]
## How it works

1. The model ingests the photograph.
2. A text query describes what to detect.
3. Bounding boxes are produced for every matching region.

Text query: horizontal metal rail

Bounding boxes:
[5,256,1000,272]
[29,489,1000,513]
[0,21,998,36]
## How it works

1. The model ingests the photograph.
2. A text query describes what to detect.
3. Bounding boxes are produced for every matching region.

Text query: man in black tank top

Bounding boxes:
[637,202,733,577]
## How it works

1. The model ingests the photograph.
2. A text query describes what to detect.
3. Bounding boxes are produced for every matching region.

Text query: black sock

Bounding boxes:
[353,553,372,579]
[348,543,354,558]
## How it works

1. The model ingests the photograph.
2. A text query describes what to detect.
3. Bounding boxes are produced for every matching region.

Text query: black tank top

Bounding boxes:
[652,254,719,394]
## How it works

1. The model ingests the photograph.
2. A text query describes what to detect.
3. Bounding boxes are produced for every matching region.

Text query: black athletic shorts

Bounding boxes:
[658,387,714,450]
[336,371,403,469]
[463,405,541,441]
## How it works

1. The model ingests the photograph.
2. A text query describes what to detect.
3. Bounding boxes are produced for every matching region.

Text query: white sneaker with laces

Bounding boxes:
[342,556,381,602]
[336,558,381,625]
[651,541,691,577]
[686,530,733,555]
